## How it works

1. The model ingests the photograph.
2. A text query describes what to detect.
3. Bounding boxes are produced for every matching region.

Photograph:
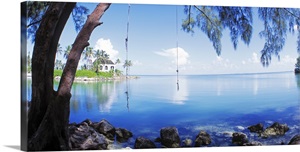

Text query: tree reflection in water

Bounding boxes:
[296,74,300,90]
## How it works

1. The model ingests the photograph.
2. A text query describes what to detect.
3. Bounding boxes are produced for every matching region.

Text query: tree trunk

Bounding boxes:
[58,3,111,96]
[28,2,111,151]
[28,2,76,150]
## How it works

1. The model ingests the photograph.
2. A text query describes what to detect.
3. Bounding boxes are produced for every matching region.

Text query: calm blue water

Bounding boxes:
[27,72,300,147]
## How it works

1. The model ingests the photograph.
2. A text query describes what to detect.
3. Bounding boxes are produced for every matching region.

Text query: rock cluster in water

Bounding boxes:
[69,119,132,150]
[247,122,289,138]
[68,119,300,150]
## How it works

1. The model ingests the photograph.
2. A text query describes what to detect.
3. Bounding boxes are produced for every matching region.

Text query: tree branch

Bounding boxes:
[58,3,111,96]
[283,8,300,20]
[27,19,42,28]
[193,5,218,28]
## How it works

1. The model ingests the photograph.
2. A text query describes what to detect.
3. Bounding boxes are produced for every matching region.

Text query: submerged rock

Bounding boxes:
[115,128,133,143]
[160,127,181,148]
[69,122,113,150]
[232,132,248,146]
[182,138,193,147]
[194,130,211,147]
[248,123,264,133]
[243,141,262,146]
[260,122,289,138]
[92,119,116,140]
[134,137,156,149]
[288,134,300,145]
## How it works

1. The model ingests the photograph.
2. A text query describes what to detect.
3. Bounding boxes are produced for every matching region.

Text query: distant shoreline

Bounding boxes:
[26,71,294,79]
[132,71,294,77]
[26,73,139,82]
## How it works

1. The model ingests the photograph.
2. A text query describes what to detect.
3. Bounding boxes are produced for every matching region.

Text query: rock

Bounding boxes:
[243,141,262,146]
[260,122,289,138]
[248,123,264,133]
[194,130,211,147]
[182,138,193,147]
[154,137,161,142]
[115,128,133,143]
[134,137,156,149]
[232,132,248,146]
[160,127,181,148]
[288,134,300,145]
[69,122,113,150]
[81,119,93,126]
[92,119,116,140]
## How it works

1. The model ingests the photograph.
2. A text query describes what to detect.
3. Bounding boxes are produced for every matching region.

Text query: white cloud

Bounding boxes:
[94,38,119,62]
[155,47,190,66]
[279,55,296,64]
[133,60,143,66]
[212,56,238,69]
[248,52,260,63]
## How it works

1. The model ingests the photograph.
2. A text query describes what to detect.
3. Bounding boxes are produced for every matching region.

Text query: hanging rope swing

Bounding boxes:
[176,6,180,91]
[125,4,131,111]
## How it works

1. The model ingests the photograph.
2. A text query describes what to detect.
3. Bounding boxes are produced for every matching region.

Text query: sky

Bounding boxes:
[27,1,300,75]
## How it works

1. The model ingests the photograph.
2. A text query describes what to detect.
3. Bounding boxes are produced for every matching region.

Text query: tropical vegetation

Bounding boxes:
[295,56,300,73]
[23,1,300,151]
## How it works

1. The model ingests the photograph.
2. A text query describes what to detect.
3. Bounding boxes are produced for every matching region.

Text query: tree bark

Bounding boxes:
[58,3,111,96]
[28,2,76,150]
[28,2,111,150]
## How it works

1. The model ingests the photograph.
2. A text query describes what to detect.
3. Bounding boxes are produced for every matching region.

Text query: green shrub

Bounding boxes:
[97,71,113,78]
[75,70,97,78]
[54,69,115,78]
[54,70,63,77]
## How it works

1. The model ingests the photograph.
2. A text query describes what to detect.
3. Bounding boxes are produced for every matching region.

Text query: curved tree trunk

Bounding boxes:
[28,2,111,151]
[58,3,111,95]
[28,2,76,139]
[28,2,76,150]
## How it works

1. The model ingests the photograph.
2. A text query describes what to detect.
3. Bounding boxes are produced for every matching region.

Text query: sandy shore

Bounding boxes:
[55,75,139,82]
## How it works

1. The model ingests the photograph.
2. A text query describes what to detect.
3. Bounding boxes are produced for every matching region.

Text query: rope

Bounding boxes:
[125,4,131,111]
[176,6,179,91]
[125,4,131,78]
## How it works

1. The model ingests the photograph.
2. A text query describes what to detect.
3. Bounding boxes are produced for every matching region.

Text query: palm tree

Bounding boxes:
[115,58,121,64]
[56,43,63,55]
[93,49,110,72]
[296,56,300,69]
[114,69,123,76]
[123,60,133,76]
[63,45,72,60]
[83,46,94,70]
[295,56,300,74]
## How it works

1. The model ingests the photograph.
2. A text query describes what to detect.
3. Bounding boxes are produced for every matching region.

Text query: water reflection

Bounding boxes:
[296,74,300,90]
[70,81,121,113]
[172,77,188,104]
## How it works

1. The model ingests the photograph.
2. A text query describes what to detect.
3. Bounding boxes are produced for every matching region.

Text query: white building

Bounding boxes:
[94,58,115,72]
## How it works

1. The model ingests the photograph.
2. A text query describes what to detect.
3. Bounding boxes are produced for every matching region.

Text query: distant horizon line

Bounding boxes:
[131,70,294,76]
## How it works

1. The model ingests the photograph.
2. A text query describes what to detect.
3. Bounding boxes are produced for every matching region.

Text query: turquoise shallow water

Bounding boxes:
[27,72,300,147]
